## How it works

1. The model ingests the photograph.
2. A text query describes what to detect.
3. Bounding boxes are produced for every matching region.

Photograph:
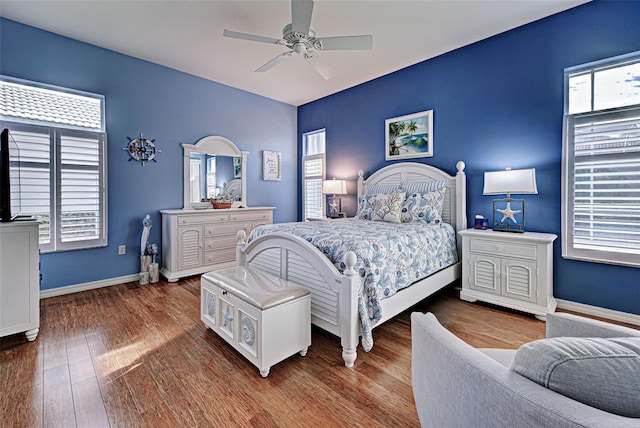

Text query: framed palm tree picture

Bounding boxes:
[385,110,433,160]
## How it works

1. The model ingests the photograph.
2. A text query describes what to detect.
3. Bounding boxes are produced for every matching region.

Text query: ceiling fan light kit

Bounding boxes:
[223,0,373,80]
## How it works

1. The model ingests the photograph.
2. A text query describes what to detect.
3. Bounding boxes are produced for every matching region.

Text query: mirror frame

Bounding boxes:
[182,135,248,209]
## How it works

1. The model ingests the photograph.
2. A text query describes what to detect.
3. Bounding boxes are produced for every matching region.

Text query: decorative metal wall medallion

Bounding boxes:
[123,133,160,166]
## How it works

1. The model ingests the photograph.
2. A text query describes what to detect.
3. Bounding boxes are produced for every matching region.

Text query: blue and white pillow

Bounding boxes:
[369,190,406,223]
[401,188,445,224]
[401,179,448,194]
[357,194,375,220]
[364,183,400,195]
[358,189,406,223]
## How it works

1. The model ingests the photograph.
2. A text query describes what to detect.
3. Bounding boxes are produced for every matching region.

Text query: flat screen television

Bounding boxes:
[0,128,23,222]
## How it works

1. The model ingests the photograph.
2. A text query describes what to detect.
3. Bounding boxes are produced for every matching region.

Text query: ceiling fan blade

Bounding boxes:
[291,0,314,34]
[305,53,336,80]
[316,35,373,51]
[255,51,294,73]
[223,29,282,45]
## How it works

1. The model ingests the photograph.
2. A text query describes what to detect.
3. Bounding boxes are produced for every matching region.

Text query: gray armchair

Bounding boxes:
[411,312,640,427]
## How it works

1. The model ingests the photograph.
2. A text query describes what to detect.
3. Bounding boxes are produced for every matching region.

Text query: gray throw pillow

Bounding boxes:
[512,336,640,418]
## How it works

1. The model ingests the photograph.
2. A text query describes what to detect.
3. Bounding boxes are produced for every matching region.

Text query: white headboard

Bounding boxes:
[357,161,467,234]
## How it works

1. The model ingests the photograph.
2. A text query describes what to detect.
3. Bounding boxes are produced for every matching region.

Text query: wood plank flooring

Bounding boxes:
[0,277,549,427]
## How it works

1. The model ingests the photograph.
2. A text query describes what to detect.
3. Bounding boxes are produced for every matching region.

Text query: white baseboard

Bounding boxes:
[556,299,640,327]
[40,274,140,299]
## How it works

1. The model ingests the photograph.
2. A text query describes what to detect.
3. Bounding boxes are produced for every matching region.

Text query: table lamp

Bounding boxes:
[322,178,347,218]
[483,167,537,232]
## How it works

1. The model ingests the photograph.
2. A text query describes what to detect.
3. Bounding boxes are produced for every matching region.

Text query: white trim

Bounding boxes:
[557,299,640,327]
[39,273,140,299]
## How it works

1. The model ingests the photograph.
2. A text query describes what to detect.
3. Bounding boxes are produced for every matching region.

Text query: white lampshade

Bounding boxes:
[483,168,538,196]
[322,179,347,195]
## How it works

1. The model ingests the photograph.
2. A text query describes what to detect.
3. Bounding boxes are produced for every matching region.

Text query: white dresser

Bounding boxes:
[458,228,557,320]
[0,220,40,341]
[160,207,275,282]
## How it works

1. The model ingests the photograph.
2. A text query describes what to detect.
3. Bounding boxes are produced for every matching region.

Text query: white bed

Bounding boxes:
[235,161,467,367]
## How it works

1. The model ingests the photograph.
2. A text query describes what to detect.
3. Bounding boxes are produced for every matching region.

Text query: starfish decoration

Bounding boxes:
[497,202,521,224]
[329,198,339,213]
[223,305,233,328]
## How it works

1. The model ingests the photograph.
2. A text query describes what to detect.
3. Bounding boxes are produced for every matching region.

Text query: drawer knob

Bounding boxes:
[222,290,227,295]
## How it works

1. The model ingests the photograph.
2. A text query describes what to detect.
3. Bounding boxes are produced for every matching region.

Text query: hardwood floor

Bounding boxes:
[0,277,548,427]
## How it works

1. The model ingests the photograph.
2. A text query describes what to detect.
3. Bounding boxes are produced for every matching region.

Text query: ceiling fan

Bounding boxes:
[223,0,373,80]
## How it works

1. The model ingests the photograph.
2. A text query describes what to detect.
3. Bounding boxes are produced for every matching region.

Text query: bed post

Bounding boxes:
[455,161,467,257]
[340,251,359,368]
[236,230,247,267]
[357,170,365,200]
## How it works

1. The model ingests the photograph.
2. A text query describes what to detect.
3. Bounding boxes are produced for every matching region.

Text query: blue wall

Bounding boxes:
[298,1,640,315]
[0,18,297,291]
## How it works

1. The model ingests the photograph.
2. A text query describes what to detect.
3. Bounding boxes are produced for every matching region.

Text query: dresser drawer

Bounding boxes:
[469,239,537,260]
[204,248,236,265]
[204,222,251,237]
[230,212,271,222]
[205,235,240,251]
[178,214,228,225]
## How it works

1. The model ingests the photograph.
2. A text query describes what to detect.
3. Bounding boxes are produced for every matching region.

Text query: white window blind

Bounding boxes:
[302,129,326,220]
[562,51,640,267]
[0,75,106,252]
[303,155,325,219]
[565,108,640,260]
[60,133,104,245]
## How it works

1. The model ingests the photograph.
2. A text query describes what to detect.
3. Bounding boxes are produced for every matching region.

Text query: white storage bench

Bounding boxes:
[201,266,311,377]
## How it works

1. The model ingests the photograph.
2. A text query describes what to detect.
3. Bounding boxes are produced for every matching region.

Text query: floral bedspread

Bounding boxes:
[248,219,458,351]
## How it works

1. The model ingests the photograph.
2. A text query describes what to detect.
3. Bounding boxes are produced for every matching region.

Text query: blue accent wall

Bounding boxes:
[0,18,297,291]
[298,1,640,315]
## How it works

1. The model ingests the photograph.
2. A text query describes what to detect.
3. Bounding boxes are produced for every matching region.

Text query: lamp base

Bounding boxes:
[493,226,525,233]
[492,198,526,233]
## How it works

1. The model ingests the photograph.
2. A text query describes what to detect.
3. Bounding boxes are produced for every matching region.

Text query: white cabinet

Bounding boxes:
[0,221,40,341]
[160,207,275,282]
[459,229,557,320]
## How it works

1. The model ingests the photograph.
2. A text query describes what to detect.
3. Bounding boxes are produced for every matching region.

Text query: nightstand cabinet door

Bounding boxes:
[468,254,500,295]
[502,259,537,303]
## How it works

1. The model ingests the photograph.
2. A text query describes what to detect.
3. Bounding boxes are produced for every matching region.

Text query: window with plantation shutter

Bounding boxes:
[0,75,106,252]
[302,129,326,220]
[562,52,640,267]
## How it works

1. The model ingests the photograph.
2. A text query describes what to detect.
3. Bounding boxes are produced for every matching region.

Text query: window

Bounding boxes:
[562,52,640,267]
[302,129,326,220]
[0,76,107,252]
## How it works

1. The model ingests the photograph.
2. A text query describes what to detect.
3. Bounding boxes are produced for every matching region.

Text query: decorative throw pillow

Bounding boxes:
[364,183,400,195]
[356,194,375,220]
[401,188,445,224]
[368,190,406,223]
[512,336,640,418]
[401,180,448,194]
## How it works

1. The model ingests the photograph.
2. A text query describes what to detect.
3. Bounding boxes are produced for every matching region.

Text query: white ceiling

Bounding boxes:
[1,0,589,106]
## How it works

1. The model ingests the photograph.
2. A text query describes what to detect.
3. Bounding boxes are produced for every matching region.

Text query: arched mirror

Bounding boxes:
[182,136,248,209]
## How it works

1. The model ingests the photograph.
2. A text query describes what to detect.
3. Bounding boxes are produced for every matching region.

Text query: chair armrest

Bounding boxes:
[546,312,640,339]
[411,312,639,427]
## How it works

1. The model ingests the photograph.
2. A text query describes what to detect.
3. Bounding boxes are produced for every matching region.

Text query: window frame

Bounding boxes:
[561,52,640,268]
[302,129,326,220]
[0,76,107,253]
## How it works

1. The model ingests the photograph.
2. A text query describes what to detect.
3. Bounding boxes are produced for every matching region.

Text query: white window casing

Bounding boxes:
[0,76,107,252]
[562,106,640,267]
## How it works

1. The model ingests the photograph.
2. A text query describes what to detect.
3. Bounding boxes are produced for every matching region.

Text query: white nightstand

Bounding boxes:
[458,228,557,320]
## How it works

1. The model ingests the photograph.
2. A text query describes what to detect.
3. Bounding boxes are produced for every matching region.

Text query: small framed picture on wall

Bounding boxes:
[262,150,281,181]
[385,109,433,161]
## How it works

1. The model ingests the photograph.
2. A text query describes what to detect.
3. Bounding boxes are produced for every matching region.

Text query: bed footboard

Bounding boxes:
[236,230,361,367]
